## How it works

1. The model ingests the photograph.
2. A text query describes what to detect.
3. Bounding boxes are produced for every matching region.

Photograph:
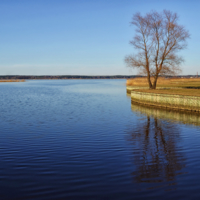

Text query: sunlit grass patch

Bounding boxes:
[127,77,200,88]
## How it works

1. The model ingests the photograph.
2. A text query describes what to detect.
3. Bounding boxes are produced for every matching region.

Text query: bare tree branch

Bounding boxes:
[125,10,190,89]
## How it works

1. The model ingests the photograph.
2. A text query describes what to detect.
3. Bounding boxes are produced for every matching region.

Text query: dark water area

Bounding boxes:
[1,80,200,200]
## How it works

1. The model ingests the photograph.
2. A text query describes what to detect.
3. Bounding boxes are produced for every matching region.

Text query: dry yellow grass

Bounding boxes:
[0,79,25,82]
[127,77,200,88]
[135,89,200,97]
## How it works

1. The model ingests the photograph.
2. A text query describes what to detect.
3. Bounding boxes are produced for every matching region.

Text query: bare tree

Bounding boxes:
[125,10,190,89]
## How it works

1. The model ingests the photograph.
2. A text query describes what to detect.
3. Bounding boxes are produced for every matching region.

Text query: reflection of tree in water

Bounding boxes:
[127,116,186,188]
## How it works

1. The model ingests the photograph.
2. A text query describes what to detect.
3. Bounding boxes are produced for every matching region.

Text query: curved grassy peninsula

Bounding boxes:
[127,78,200,112]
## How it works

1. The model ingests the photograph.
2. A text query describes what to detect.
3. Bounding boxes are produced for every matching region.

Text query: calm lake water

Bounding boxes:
[1,79,200,200]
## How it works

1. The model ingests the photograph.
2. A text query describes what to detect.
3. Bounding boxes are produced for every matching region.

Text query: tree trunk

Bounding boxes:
[147,72,153,89]
[152,73,159,89]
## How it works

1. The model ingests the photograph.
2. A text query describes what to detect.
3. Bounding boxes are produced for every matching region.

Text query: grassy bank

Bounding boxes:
[128,77,200,111]
[127,77,200,88]
[131,90,200,112]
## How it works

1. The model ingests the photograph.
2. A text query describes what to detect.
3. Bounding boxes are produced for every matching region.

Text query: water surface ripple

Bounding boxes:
[0,80,200,199]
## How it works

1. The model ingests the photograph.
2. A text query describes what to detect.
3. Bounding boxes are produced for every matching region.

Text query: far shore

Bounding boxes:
[0,79,25,82]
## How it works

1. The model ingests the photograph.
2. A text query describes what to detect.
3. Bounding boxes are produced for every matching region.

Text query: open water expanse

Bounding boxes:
[1,79,200,199]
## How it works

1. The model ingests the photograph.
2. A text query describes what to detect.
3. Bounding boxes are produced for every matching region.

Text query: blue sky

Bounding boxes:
[0,0,199,75]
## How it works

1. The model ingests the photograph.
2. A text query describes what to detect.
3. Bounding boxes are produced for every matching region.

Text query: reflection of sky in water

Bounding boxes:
[60,80,126,94]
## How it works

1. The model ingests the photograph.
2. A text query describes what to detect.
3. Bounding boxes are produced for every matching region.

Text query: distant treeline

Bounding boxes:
[0,75,139,80]
[0,75,198,80]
